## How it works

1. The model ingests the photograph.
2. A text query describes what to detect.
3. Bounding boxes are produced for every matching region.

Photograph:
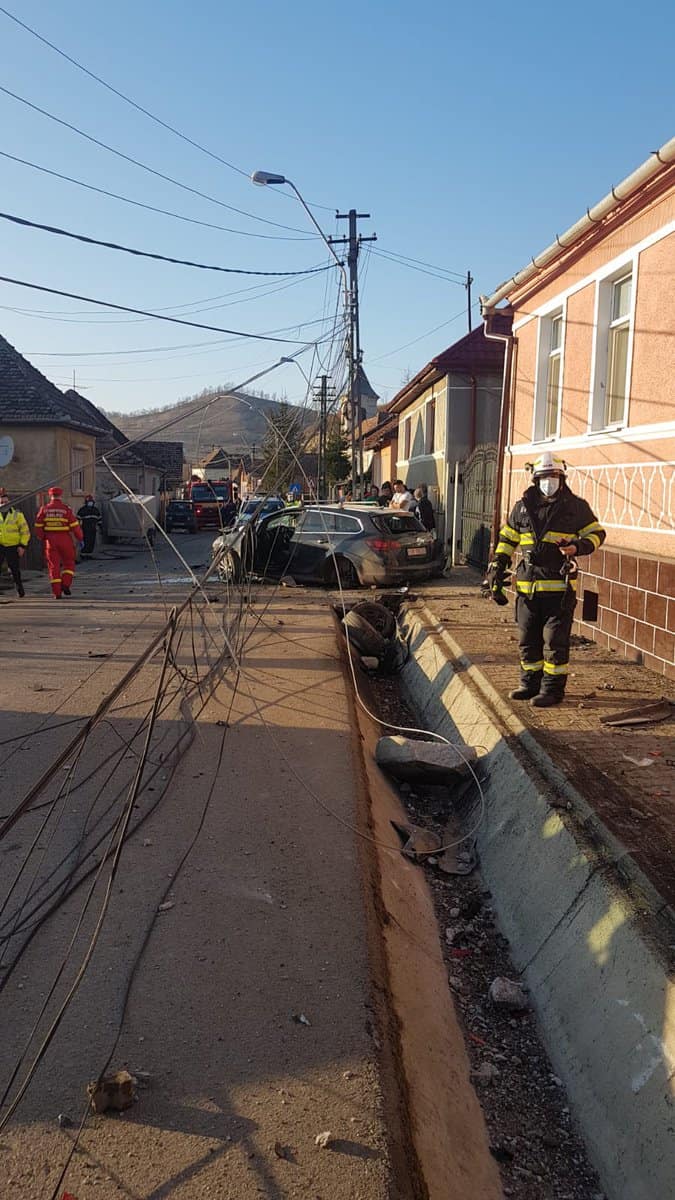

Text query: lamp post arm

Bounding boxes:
[284,180,348,300]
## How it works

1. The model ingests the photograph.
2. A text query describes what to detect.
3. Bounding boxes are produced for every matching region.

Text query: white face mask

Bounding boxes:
[538,476,560,499]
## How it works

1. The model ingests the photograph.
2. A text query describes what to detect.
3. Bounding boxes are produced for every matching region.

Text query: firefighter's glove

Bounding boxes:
[484,556,511,606]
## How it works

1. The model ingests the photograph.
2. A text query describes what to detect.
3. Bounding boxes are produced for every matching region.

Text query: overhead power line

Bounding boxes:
[0,275,338,343]
[0,210,334,277]
[371,246,467,285]
[26,312,345,361]
[374,245,467,281]
[0,150,314,242]
[0,4,335,214]
[0,84,310,235]
[0,272,320,325]
[370,302,478,362]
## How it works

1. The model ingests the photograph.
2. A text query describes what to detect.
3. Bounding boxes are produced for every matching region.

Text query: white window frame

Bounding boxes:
[589,259,637,432]
[532,304,565,443]
[402,416,411,460]
[70,444,87,494]
[424,398,436,455]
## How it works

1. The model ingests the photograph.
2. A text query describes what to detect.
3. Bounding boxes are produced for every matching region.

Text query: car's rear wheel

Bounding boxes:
[325,555,359,589]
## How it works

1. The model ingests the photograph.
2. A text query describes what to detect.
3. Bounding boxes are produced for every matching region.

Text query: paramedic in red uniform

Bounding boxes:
[34,486,84,599]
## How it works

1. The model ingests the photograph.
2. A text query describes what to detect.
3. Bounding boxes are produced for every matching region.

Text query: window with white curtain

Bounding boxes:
[591,266,634,430]
[533,310,564,441]
[605,273,632,426]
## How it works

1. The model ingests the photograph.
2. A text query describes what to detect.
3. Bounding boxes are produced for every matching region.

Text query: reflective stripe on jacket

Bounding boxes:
[496,484,605,593]
[34,501,83,541]
[0,507,30,547]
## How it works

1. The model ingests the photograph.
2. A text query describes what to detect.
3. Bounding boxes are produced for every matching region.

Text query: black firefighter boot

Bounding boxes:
[509,670,543,701]
[530,677,566,708]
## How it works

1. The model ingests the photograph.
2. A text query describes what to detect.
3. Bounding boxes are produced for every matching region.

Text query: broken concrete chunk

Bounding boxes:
[488,977,530,1011]
[315,1130,333,1149]
[376,736,476,784]
[87,1069,135,1113]
[391,820,441,860]
[471,1061,500,1085]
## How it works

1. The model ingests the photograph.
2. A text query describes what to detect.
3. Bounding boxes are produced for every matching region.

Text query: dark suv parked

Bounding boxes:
[165,499,197,534]
[212,504,444,586]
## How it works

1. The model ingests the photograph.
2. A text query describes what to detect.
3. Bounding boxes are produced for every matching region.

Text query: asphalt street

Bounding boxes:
[0,534,394,1198]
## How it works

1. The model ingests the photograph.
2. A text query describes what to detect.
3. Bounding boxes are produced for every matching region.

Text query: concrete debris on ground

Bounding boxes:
[315,1131,333,1149]
[87,1069,135,1113]
[600,697,675,726]
[390,818,441,860]
[472,1061,501,1085]
[360,655,380,671]
[376,734,477,783]
[488,978,531,1011]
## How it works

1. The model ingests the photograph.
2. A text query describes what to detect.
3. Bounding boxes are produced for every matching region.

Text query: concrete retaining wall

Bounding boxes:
[401,602,675,1200]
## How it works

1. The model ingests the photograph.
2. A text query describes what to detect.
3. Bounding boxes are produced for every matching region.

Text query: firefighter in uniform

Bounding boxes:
[486,453,605,707]
[77,494,102,557]
[34,486,84,599]
[0,489,30,597]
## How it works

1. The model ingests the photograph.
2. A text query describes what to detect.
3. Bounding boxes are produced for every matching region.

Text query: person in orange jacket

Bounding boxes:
[34,486,84,599]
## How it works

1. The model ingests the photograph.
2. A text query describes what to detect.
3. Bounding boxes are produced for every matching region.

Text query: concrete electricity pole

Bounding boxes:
[329,211,376,499]
[466,270,474,332]
[314,374,335,500]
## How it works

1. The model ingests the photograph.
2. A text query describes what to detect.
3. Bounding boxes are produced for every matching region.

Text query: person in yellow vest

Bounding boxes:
[0,488,30,597]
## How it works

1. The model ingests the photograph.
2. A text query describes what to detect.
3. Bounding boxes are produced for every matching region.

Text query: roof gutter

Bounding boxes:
[480,136,675,312]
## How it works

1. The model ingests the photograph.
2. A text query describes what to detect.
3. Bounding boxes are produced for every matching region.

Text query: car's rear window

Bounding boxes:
[371,512,425,535]
[191,486,229,501]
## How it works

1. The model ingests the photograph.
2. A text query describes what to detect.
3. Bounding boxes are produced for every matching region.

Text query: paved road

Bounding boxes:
[0,535,393,1198]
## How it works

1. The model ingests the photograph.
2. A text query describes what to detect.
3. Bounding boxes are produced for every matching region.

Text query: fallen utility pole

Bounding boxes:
[329,210,376,499]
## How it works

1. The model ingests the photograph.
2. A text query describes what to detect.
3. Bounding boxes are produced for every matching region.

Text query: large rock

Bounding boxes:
[375,736,477,783]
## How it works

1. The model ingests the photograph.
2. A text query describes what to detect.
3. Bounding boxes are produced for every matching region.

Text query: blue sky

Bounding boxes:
[0,0,673,421]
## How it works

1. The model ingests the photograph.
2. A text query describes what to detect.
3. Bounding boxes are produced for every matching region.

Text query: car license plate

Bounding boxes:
[407,547,426,558]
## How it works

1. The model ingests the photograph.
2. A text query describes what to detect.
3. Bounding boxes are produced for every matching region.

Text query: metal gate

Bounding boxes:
[460,443,497,570]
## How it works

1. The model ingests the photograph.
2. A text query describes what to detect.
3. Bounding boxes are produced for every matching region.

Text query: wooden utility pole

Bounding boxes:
[329,211,376,499]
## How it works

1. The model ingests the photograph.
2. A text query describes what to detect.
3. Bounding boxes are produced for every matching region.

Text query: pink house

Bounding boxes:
[482,139,675,678]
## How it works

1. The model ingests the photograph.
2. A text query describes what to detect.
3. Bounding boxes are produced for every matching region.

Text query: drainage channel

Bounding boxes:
[340,596,604,1200]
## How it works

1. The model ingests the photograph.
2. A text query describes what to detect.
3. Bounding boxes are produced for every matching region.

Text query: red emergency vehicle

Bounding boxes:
[184,478,236,530]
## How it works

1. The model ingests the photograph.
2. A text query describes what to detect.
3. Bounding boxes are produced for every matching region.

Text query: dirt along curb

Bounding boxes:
[346,668,503,1200]
[399,600,675,1200]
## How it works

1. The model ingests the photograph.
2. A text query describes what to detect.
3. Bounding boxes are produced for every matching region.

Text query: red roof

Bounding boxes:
[388,325,504,414]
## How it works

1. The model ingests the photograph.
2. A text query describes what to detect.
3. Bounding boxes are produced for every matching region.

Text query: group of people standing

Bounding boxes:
[0,486,102,600]
[374,479,436,530]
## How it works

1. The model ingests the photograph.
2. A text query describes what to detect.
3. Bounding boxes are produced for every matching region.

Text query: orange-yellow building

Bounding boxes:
[482,139,675,678]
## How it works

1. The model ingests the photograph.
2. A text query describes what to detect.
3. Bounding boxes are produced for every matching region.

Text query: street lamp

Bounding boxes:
[251,171,347,291]
[252,170,359,496]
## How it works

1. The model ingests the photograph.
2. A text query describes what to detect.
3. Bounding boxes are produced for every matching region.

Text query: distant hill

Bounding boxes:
[105,386,315,464]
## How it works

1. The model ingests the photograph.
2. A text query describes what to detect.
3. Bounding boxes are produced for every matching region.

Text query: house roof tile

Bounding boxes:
[388,326,504,414]
[0,337,106,434]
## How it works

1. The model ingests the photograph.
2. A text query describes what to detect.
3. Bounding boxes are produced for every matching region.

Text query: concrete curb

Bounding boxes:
[400,600,675,1200]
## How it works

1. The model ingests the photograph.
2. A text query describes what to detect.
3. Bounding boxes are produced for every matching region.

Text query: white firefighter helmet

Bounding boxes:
[531,451,566,478]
